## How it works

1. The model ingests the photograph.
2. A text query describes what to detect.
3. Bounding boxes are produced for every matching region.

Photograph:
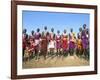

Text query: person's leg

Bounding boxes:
[86,48,89,60]
[76,48,79,57]
[87,48,90,60]
[23,49,25,61]
[83,48,86,59]
[24,57,26,64]
[66,49,68,57]
[35,49,38,60]
[56,49,58,56]
[79,49,81,57]
[31,51,34,58]
[63,49,65,57]
[70,49,73,56]
[43,50,46,60]
[69,48,71,56]
[84,49,86,59]
[29,52,32,59]
[72,48,74,56]
[62,49,64,56]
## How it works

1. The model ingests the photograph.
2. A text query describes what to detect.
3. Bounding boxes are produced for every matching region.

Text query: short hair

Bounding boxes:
[57,30,60,33]
[64,29,66,33]
[79,27,82,31]
[83,24,86,29]
[44,26,47,30]
[51,28,54,32]
[37,28,40,32]
[23,29,27,33]
[70,28,73,32]
[31,30,34,35]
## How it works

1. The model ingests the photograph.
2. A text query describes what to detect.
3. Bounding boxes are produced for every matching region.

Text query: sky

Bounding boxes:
[22,10,90,35]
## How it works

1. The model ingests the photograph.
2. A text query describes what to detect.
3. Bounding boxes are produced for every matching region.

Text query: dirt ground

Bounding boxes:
[23,54,89,69]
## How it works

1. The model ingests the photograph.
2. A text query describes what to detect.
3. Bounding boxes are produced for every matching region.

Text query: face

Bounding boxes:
[44,26,47,30]
[79,28,82,32]
[83,24,86,29]
[86,29,89,34]
[23,29,27,33]
[51,28,54,32]
[25,34,28,39]
[71,29,73,32]
[37,28,40,32]
[31,31,34,35]
[64,30,66,33]
[57,31,60,34]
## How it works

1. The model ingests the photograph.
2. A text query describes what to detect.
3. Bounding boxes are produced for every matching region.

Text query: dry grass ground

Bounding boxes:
[23,54,89,69]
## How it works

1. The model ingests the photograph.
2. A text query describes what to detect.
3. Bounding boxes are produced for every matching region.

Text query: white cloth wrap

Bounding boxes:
[48,40,55,49]
[35,39,40,46]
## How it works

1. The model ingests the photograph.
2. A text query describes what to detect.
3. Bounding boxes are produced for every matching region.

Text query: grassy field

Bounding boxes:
[23,54,89,69]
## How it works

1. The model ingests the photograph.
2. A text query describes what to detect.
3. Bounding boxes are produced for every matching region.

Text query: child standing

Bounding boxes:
[29,38,35,60]
[81,24,89,58]
[48,28,56,55]
[76,27,83,57]
[76,35,83,57]
[34,28,41,60]
[69,28,76,56]
[40,26,48,59]
[22,29,28,61]
[61,29,68,56]
[24,45,30,64]
[56,30,61,56]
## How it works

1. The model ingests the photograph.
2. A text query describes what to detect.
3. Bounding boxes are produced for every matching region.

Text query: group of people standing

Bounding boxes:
[23,24,89,63]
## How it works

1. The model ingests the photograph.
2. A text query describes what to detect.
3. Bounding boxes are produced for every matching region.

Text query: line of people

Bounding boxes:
[23,24,89,63]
